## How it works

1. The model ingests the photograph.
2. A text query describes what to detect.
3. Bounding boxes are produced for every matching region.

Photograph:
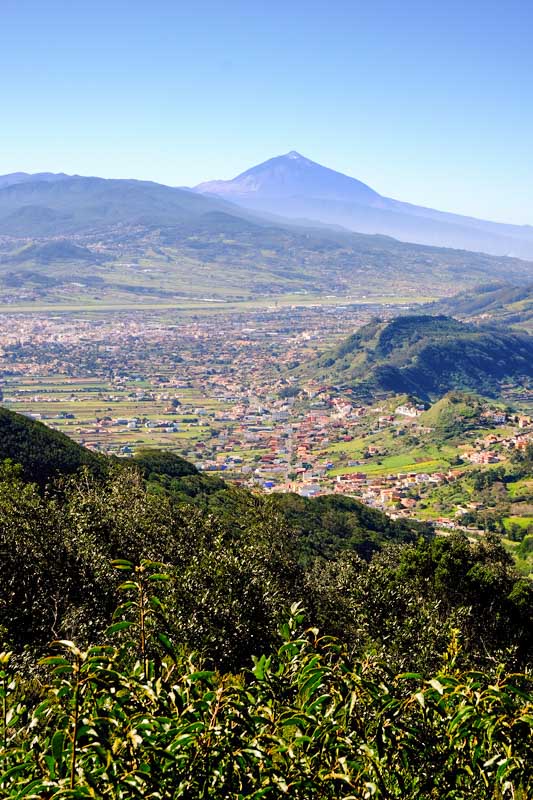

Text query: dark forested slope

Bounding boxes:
[305,314,533,400]
[0,405,105,484]
[0,410,432,661]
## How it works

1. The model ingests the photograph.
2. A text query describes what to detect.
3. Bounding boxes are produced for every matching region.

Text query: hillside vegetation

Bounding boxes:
[1,408,532,797]
[428,282,533,331]
[0,410,433,661]
[306,314,533,400]
[0,406,105,484]
[419,392,485,438]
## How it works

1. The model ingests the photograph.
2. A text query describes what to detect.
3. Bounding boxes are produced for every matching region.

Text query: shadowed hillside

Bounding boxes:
[0,406,105,484]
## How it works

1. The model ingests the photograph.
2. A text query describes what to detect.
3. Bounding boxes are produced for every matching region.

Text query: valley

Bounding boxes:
[2,298,532,574]
[2,5,533,796]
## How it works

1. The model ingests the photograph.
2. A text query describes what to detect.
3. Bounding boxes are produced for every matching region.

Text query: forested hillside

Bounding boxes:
[1,413,434,663]
[0,406,105,484]
[1,410,532,797]
[306,314,533,400]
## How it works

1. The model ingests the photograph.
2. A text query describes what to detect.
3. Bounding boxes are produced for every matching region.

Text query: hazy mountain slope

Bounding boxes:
[198,151,381,205]
[427,283,533,331]
[1,241,101,265]
[0,171,532,304]
[0,175,248,236]
[0,172,71,189]
[196,152,533,258]
[303,314,533,400]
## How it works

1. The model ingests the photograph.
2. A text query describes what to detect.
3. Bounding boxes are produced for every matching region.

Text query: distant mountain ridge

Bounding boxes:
[196,152,533,259]
[302,314,533,400]
[0,175,248,236]
[0,169,532,304]
[0,172,72,189]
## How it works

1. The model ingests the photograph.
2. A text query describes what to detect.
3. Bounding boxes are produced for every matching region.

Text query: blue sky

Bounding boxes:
[1,0,532,224]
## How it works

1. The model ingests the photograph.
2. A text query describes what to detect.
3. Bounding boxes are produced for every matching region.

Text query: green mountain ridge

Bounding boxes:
[305,314,533,400]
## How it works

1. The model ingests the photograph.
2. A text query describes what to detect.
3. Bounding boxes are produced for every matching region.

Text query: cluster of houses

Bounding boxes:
[2,305,532,525]
[462,414,533,465]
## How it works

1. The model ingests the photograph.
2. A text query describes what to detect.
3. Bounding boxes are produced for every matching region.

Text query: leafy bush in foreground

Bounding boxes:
[1,593,531,800]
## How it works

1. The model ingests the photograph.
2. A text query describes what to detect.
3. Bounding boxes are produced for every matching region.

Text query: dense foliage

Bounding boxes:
[132,448,198,480]
[1,453,531,675]
[1,412,532,796]
[1,602,531,799]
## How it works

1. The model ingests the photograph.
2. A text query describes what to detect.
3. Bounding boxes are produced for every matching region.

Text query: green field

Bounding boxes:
[501,537,533,577]
[503,516,533,531]
[0,293,438,315]
[330,456,447,477]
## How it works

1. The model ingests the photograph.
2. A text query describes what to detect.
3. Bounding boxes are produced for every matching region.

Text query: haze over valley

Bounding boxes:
[197,151,533,259]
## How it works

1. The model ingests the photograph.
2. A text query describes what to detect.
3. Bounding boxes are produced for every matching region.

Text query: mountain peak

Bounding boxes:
[193,152,533,257]
[195,151,381,206]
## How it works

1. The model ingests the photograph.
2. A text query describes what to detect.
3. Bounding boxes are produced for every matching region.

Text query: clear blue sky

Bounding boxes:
[1,0,532,224]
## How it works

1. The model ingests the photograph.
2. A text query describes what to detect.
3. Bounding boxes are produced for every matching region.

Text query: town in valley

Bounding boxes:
[2,299,532,562]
